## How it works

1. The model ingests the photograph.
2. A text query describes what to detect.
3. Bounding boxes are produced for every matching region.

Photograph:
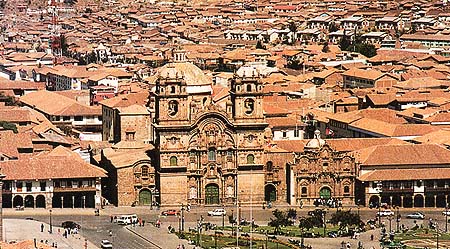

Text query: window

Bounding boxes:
[26,182,32,192]
[208,148,216,161]
[247,154,255,164]
[16,182,23,191]
[266,161,273,171]
[54,180,60,188]
[40,181,46,191]
[244,98,255,115]
[63,116,70,121]
[142,166,149,177]
[170,156,178,166]
[344,186,350,193]
[371,182,377,189]
[416,180,422,188]
[170,86,176,94]
[301,187,307,197]
[168,100,179,116]
[74,116,83,121]
[282,131,287,138]
[246,84,252,92]
[294,129,300,137]
[126,131,135,141]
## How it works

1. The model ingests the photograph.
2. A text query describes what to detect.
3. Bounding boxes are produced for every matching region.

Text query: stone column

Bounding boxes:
[61,196,64,208]
[400,196,404,208]
[412,195,415,207]
[434,195,437,208]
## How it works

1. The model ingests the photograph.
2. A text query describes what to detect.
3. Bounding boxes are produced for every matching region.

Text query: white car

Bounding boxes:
[442,210,450,216]
[101,240,113,249]
[208,208,226,216]
[377,209,394,217]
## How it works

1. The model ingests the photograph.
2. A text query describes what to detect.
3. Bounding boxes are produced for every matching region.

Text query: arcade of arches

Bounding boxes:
[368,194,450,208]
[3,193,96,208]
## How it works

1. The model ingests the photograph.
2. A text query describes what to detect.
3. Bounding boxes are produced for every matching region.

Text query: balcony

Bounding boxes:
[53,186,96,192]
[425,187,449,192]
[381,188,413,193]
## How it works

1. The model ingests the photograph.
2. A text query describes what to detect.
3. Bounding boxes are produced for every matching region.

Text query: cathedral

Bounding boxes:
[99,47,271,206]
[152,48,267,206]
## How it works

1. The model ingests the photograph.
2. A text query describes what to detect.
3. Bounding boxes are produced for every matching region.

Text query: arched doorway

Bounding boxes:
[381,195,391,205]
[414,195,424,208]
[13,196,23,207]
[205,184,219,205]
[24,195,34,208]
[425,194,435,207]
[436,194,446,208]
[403,195,413,208]
[139,189,152,205]
[392,195,401,207]
[36,195,46,208]
[319,187,331,199]
[264,184,276,202]
[369,195,380,208]
[63,195,74,208]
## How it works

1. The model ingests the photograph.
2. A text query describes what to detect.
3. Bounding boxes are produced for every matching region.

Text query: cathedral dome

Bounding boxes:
[158,62,212,87]
[305,130,325,150]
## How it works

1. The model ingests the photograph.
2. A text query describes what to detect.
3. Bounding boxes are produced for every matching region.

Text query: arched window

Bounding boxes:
[170,156,178,166]
[266,161,273,171]
[246,84,252,92]
[141,166,149,177]
[170,86,176,94]
[301,187,307,197]
[208,148,216,161]
[247,154,255,164]
[344,185,350,193]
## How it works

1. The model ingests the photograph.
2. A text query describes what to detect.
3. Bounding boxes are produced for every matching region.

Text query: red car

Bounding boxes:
[161,209,180,216]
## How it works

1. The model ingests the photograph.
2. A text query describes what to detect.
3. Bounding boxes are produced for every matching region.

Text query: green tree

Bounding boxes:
[268,209,294,234]
[287,208,297,220]
[328,22,339,33]
[0,121,18,133]
[329,210,363,230]
[322,41,330,53]
[256,40,265,49]
[339,32,352,51]
[354,43,377,57]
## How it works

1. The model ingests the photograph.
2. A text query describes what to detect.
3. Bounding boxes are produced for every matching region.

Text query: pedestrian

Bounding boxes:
[156,219,161,228]
[109,230,113,237]
[182,245,185,249]
[142,220,145,226]
[41,223,44,232]
[110,215,113,223]
[370,234,374,241]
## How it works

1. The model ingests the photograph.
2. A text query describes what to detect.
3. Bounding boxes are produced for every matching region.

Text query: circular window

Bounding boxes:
[244,98,255,115]
[168,100,178,116]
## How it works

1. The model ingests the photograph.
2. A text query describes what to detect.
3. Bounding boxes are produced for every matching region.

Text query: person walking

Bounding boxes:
[41,224,44,232]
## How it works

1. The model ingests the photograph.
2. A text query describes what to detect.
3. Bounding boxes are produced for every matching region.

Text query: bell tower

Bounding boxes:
[230,68,264,123]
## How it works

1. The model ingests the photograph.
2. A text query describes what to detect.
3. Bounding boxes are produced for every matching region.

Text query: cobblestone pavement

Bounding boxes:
[4,219,99,249]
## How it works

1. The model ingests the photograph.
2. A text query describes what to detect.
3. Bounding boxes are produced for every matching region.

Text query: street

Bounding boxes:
[4,206,450,249]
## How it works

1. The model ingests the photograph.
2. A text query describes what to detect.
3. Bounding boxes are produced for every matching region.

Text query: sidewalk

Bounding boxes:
[125,222,195,249]
[4,219,99,249]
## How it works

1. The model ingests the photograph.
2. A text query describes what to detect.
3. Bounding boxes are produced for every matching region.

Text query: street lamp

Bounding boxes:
[181,204,185,232]
[445,204,448,233]
[322,208,328,237]
[49,209,53,234]
[396,206,400,233]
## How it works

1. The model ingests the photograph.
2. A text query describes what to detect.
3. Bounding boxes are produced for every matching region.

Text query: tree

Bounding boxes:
[329,210,363,230]
[0,121,18,133]
[328,22,339,33]
[354,43,377,58]
[60,35,69,56]
[268,209,294,234]
[322,41,330,53]
[287,208,297,220]
[339,32,352,51]
[256,40,265,49]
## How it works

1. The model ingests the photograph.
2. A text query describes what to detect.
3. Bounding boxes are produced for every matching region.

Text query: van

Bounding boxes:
[117,214,138,225]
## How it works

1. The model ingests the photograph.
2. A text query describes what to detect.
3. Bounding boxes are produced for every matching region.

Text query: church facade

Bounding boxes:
[288,131,359,207]
[150,49,268,206]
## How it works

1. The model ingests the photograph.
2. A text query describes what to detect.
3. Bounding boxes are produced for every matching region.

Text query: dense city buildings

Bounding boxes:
[0,0,450,213]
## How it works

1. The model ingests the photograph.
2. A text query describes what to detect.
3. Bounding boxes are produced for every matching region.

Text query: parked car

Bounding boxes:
[161,210,180,216]
[406,212,425,219]
[61,221,81,229]
[377,209,394,217]
[116,214,138,225]
[443,210,450,216]
[101,240,113,249]
[208,208,226,216]
[327,231,338,238]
